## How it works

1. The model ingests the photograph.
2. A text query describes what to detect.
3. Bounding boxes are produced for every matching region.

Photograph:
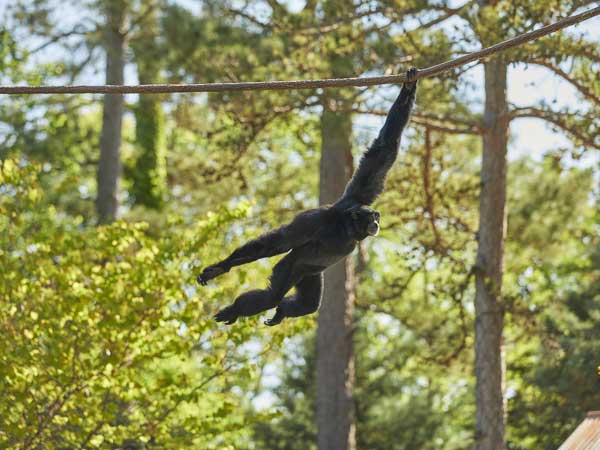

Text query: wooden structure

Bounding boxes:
[559,412,600,450]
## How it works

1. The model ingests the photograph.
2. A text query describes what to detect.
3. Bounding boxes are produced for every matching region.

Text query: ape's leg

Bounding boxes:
[214,254,298,324]
[264,273,324,326]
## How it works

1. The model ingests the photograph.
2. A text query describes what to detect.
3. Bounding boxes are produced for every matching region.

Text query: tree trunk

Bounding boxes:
[131,10,166,209]
[316,105,356,450]
[474,55,508,450]
[96,1,126,223]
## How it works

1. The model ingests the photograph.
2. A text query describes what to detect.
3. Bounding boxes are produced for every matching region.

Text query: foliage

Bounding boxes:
[0,160,269,448]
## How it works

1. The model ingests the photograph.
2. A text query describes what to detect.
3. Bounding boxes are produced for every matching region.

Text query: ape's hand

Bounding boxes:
[197,264,228,285]
[404,68,418,88]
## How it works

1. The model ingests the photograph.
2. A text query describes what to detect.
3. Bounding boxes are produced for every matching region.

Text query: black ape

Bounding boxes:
[198,69,418,326]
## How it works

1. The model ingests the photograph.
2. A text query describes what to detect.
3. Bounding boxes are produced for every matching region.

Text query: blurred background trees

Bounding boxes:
[1,0,598,449]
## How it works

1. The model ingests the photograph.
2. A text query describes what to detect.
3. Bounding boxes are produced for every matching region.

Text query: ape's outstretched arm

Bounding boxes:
[198,209,325,285]
[335,69,417,209]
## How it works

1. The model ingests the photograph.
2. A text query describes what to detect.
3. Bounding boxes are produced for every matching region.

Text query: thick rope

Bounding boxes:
[1,5,599,95]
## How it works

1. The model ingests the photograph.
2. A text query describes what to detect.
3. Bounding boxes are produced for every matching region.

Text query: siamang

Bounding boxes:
[198,68,418,326]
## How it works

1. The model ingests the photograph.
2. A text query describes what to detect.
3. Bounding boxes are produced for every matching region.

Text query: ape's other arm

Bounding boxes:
[197,209,324,285]
[335,69,417,209]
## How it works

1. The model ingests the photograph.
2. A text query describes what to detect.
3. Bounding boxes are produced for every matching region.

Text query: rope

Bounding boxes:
[1,5,598,95]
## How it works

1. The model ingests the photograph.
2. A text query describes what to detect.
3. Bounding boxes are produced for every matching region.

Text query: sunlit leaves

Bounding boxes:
[0,161,262,448]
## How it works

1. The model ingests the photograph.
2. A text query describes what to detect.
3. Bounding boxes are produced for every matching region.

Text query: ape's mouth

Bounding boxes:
[367,222,380,236]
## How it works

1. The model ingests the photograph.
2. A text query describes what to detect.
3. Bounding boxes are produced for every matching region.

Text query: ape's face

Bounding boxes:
[347,206,380,239]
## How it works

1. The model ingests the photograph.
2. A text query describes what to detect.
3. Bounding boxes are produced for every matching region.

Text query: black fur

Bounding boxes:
[199,69,418,326]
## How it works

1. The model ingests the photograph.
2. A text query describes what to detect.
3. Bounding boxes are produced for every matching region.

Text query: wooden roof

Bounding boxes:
[559,412,600,450]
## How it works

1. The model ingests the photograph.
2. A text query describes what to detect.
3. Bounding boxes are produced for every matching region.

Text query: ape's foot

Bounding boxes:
[214,305,238,325]
[198,264,228,285]
[264,309,284,327]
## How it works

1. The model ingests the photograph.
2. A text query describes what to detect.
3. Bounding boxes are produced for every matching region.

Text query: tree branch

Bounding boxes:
[527,58,600,104]
[223,6,272,29]
[351,108,483,134]
[30,25,96,54]
[125,1,159,36]
[509,106,600,150]
[422,129,445,252]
